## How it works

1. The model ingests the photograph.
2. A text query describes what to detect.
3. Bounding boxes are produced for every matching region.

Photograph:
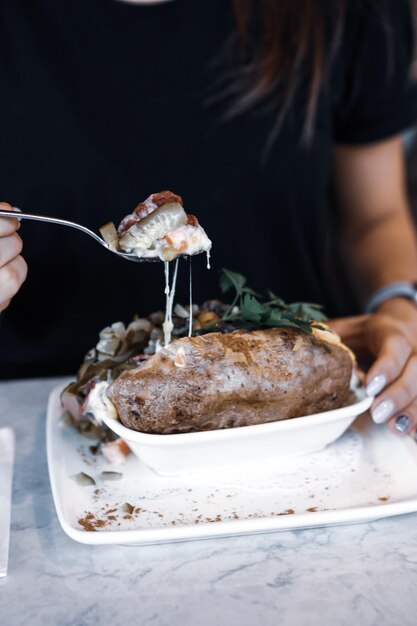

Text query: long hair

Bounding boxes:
[230,0,416,143]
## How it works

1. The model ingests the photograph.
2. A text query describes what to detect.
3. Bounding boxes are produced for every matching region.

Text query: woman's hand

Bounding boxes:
[328,299,417,439]
[0,202,27,311]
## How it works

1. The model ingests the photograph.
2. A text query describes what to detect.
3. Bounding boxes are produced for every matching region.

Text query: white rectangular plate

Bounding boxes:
[47,384,417,545]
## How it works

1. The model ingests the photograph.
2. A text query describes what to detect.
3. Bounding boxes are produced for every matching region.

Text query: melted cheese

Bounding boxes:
[85,381,117,423]
[188,258,193,337]
[312,325,356,362]
[161,223,212,260]
[163,259,179,346]
[120,218,212,263]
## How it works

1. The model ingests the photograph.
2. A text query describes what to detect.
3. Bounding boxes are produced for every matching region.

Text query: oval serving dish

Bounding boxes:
[100,387,374,476]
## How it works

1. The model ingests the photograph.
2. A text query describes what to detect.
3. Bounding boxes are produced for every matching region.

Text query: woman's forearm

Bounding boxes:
[341,203,417,305]
[330,138,417,441]
[332,137,417,307]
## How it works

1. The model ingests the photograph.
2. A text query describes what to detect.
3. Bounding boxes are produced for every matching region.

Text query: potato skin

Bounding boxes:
[107,328,353,434]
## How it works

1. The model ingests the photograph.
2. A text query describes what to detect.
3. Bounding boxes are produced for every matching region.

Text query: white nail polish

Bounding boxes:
[372,399,395,424]
[12,207,22,222]
[366,374,387,397]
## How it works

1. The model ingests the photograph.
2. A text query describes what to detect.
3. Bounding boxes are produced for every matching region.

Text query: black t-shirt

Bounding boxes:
[0,0,416,378]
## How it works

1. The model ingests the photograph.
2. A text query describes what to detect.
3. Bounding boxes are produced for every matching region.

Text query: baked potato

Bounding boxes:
[107,326,353,434]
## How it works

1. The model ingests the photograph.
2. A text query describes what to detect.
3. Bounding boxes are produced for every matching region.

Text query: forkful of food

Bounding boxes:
[0,191,212,263]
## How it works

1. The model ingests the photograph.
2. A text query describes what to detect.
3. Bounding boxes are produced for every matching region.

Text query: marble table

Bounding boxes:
[1,377,417,626]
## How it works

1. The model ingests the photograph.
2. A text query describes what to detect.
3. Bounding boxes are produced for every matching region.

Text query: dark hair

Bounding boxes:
[230,0,416,143]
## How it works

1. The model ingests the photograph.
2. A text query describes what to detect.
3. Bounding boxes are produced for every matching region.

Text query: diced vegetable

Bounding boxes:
[99,221,119,250]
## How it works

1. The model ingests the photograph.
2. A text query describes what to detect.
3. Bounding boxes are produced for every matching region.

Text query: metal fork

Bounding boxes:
[0,209,158,262]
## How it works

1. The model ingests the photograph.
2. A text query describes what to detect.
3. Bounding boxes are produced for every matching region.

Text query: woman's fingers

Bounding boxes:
[326,315,368,344]
[370,354,417,423]
[365,332,412,396]
[0,202,27,311]
[0,233,23,267]
[330,314,413,399]
[0,202,19,236]
[368,327,415,426]
[0,255,28,311]
[331,311,417,439]
[327,315,375,367]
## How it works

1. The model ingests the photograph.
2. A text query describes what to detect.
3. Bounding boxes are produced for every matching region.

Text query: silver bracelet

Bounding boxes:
[364,282,417,313]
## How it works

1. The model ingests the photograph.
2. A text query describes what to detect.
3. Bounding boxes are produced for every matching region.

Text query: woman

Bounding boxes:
[1,0,417,439]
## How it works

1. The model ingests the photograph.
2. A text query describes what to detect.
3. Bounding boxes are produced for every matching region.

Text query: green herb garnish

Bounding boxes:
[216,269,327,333]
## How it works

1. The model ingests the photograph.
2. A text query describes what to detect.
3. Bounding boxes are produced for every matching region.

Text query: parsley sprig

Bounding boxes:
[217,269,327,333]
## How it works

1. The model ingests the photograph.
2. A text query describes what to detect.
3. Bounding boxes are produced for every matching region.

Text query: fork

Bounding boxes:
[0,209,158,262]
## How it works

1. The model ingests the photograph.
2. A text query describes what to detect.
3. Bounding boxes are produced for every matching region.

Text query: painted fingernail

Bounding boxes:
[12,206,22,222]
[372,399,395,424]
[366,374,387,397]
[394,414,410,433]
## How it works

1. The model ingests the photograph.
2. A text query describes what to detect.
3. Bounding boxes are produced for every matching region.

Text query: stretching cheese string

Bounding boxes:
[163,258,179,346]
[188,257,193,337]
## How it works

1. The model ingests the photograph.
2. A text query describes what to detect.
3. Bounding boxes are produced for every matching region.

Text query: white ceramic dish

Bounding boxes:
[99,386,373,476]
[46,384,417,546]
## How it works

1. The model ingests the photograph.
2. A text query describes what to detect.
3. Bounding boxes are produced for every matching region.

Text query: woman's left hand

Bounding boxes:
[328,298,417,439]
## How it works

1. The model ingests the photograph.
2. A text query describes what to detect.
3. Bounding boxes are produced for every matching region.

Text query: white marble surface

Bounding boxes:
[1,377,417,626]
